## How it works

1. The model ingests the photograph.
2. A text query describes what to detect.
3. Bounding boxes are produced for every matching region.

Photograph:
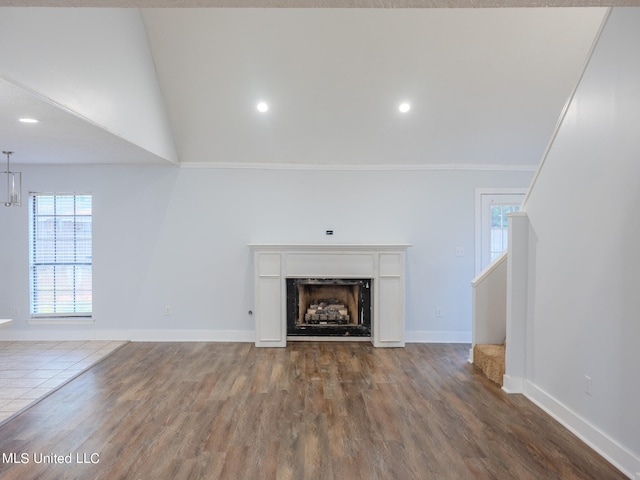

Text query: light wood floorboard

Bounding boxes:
[0,342,627,479]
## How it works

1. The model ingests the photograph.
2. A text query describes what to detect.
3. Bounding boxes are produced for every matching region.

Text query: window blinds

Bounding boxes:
[29,194,92,316]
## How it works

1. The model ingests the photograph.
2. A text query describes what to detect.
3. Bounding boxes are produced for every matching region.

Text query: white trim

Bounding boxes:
[127,329,255,342]
[29,191,93,196]
[474,187,528,276]
[524,380,639,479]
[474,186,529,197]
[1,327,467,344]
[28,317,94,325]
[405,330,471,343]
[471,250,507,286]
[21,161,178,167]
[180,162,538,172]
[249,243,411,252]
[501,374,524,393]
[0,329,255,343]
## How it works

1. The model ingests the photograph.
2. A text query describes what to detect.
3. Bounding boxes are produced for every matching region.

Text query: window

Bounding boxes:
[475,189,526,274]
[29,194,92,317]
[488,202,522,261]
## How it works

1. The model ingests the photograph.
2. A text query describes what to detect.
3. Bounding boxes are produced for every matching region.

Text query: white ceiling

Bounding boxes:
[142,7,606,168]
[0,79,173,165]
[0,4,613,168]
[1,1,639,6]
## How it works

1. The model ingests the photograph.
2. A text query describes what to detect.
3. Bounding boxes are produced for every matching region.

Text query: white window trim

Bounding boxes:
[28,317,95,326]
[474,187,527,275]
[28,192,93,320]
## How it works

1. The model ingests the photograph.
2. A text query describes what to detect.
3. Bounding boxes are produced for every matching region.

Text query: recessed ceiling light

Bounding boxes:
[398,103,411,113]
[19,118,39,124]
[256,102,269,113]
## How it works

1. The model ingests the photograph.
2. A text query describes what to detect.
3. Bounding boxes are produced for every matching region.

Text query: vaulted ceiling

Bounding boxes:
[0,4,617,168]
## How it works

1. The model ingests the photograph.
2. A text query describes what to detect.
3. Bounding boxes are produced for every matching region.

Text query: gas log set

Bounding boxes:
[304,298,350,324]
[286,278,372,337]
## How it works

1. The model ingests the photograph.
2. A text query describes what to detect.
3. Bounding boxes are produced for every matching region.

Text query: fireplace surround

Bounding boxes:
[250,244,410,347]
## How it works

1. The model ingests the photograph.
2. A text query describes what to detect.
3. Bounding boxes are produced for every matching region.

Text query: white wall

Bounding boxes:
[0,165,532,342]
[523,8,640,476]
[472,255,507,345]
[0,8,177,164]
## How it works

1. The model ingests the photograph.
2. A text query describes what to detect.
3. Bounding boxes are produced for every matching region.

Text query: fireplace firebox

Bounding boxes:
[286,278,371,337]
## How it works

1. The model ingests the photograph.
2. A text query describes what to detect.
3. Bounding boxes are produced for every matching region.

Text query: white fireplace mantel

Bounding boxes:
[250,243,411,347]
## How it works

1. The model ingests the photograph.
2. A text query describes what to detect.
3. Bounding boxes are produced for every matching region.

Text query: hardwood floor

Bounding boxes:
[0,342,627,480]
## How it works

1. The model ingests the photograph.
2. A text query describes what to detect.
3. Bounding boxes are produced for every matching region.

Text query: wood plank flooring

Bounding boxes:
[0,342,627,480]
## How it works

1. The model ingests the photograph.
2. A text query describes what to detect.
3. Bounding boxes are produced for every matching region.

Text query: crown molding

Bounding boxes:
[0,0,637,7]
[178,162,538,172]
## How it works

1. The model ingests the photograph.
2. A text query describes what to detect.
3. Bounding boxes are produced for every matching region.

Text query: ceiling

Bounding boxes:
[0,3,621,168]
[0,79,172,166]
[1,1,639,6]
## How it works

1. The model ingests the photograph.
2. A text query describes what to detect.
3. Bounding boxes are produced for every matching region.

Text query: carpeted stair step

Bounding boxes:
[473,343,505,386]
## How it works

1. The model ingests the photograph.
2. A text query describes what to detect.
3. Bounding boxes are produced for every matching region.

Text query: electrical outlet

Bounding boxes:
[584,375,592,395]
[455,247,464,257]
[164,306,172,316]
[436,307,443,317]
[13,307,18,315]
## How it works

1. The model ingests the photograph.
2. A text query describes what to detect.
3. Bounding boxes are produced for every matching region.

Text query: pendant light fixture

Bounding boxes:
[2,151,21,207]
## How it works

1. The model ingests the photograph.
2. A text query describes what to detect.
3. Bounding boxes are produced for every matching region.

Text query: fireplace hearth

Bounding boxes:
[286,278,371,337]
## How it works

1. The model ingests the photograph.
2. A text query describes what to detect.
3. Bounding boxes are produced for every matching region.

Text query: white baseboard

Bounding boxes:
[524,380,639,479]
[2,329,472,344]
[405,330,471,343]
[0,329,255,343]
[127,330,254,342]
[501,374,524,393]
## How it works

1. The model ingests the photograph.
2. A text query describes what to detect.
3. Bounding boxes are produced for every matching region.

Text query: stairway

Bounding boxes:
[473,343,505,386]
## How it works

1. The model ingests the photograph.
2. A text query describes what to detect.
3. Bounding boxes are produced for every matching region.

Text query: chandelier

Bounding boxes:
[2,151,21,207]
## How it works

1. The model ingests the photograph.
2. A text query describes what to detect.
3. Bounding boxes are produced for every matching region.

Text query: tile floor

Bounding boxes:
[0,340,126,424]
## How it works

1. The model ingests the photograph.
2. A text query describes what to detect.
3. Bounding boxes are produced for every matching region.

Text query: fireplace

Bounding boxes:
[286,278,371,337]
[250,243,410,347]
